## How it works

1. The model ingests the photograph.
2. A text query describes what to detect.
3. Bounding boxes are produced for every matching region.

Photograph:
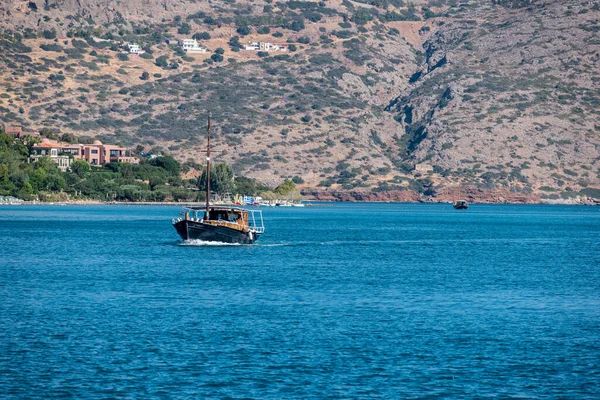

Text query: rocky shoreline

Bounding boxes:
[3,189,598,206]
[301,188,600,206]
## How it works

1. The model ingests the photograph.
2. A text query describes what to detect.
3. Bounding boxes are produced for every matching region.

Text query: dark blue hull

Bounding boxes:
[174,220,260,244]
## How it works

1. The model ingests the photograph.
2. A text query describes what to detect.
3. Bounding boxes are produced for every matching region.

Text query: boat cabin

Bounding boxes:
[207,207,245,225]
[182,206,264,233]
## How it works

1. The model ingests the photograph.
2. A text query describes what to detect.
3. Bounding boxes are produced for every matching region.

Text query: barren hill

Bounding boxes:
[1,0,599,200]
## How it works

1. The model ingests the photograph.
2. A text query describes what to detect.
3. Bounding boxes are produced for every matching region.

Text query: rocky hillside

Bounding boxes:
[386,0,600,198]
[1,0,598,200]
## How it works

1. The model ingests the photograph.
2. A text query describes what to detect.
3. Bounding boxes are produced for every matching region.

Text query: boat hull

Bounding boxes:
[174,220,260,244]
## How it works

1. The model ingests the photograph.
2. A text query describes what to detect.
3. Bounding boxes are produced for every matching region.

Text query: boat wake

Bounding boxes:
[179,239,241,246]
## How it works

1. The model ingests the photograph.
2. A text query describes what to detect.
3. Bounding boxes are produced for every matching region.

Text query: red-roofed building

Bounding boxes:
[31,138,139,171]
[30,138,72,171]
[2,124,40,139]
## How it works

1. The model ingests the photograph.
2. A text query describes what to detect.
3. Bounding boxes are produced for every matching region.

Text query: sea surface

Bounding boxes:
[0,203,599,398]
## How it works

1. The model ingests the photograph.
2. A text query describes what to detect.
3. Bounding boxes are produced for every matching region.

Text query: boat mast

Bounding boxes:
[205,114,211,218]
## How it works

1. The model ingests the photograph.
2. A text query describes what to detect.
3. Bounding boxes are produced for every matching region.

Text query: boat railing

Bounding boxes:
[248,209,264,234]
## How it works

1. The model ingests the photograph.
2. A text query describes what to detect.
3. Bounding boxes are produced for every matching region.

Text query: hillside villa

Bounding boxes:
[27,137,139,172]
[178,39,207,53]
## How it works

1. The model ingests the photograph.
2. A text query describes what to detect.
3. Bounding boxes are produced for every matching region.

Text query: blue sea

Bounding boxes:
[0,203,599,398]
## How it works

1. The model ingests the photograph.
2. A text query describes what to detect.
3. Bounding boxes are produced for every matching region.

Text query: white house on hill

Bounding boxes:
[244,41,288,52]
[179,39,207,53]
[127,44,144,54]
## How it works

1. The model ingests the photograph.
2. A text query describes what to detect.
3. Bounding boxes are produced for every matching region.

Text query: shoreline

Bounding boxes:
[2,199,597,206]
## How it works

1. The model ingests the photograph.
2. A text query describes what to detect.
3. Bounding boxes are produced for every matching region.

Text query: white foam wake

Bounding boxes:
[179,239,241,246]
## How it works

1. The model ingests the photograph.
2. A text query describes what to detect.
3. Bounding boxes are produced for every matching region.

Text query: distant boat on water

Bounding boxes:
[453,200,468,210]
[172,115,264,244]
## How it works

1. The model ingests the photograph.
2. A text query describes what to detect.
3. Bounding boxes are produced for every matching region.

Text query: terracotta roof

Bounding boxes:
[35,142,64,149]
[35,138,63,148]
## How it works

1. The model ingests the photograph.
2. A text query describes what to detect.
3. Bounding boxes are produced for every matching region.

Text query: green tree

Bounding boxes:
[229,36,242,51]
[155,55,169,68]
[71,160,91,178]
[288,19,305,31]
[257,26,271,34]
[18,181,34,200]
[39,127,60,140]
[0,133,13,147]
[42,29,57,39]
[178,23,191,35]
[44,173,67,191]
[275,179,296,195]
[19,135,40,151]
[167,176,183,186]
[149,156,181,176]
[234,176,271,196]
[149,175,165,189]
[0,164,9,182]
[193,32,211,40]
[29,168,47,191]
[236,25,250,36]
[197,163,234,196]
[60,133,77,144]
[34,156,60,173]
[13,142,29,158]
[274,179,302,200]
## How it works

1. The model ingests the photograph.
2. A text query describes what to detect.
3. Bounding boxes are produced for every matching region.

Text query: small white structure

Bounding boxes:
[245,42,260,50]
[92,37,112,43]
[268,42,289,52]
[244,41,288,52]
[179,39,207,53]
[127,44,144,54]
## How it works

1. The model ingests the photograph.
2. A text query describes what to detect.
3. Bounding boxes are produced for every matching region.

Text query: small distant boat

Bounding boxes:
[172,115,265,244]
[453,200,468,210]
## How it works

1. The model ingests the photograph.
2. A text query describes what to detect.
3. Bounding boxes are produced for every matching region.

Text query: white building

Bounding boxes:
[127,44,144,54]
[179,39,207,53]
[244,41,288,52]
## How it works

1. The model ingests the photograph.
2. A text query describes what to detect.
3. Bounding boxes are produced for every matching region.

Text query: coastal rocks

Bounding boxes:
[304,186,544,204]
[434,186,540,204]
[302,189,420,203]
[540,196,599,206]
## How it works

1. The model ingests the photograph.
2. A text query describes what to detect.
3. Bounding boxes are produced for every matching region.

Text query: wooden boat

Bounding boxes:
[172,115,264,244]
[173,205,264,244]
